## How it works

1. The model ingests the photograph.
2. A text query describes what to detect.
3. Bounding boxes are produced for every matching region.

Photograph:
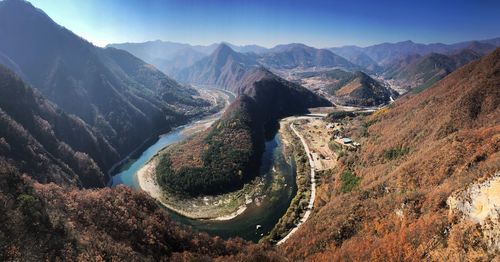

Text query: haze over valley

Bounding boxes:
[0,0,499,261]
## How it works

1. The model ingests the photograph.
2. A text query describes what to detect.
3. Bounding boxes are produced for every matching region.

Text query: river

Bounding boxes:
[110,93,297,242]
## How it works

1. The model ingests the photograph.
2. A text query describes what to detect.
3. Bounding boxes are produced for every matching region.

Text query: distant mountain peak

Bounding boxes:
[1,0,40,13]
[0,0,57,28]
[214,42,235,53]
[210,43,242,66]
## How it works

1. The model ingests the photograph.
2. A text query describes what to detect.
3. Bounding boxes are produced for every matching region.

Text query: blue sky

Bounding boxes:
[28,0,500,48]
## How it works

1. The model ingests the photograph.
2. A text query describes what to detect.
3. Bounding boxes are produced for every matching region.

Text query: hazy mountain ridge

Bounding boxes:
[383,49,482,92]
[331,38,500,66]
[111,38,499,81]
[108,41,268,75]
[258,43,358,70]
[107,41,211,75]
[175,43,262,93]
[0,0,209,172]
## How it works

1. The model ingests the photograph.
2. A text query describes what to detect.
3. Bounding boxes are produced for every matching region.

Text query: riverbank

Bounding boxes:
[108,88,233,183]
[276,120,317,245]
[137,136,291,220]
[111,87,296,241]
[134,89,262,220]
[261,116,317,244]
[137,156,254,220]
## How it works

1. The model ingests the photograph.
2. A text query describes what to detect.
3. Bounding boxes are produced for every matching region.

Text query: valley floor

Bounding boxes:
[266,114,341,245]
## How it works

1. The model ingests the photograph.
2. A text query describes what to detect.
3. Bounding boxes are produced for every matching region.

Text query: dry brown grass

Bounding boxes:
[335,79,361,96]
[280,48,500,261]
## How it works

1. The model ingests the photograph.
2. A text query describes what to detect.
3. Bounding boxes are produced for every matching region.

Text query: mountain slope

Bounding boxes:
[363,40,437,65]
[281,48,500,261]
[297,69,396,106]
[329,47,382,73]
[225,42,268,54]
[107,41,208,75]
[108,41,268,75]
[175,43,261,92]
[347,52,382,73]
[0,65,119,187]
[260,43,357,70]
[333,71,397,106]
[0,159,282,261]
[159,68,331,196]
[384,49,482,92]
[0,0,208,170]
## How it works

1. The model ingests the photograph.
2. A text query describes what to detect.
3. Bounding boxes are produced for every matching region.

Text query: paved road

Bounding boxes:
[277,121,317,245]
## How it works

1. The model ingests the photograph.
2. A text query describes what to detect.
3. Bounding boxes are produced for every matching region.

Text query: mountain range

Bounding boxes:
[174,43,261,92]
[383,49,482,92]
[110,37,500,79]
[331,38,500,66]
[0,0,210,178]
[258,43,358,70]
[107,41,268,75]
[0,0,499,260]
[2,41,497,261]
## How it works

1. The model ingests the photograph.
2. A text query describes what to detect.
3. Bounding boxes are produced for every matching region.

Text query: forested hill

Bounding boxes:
[0,156,284,260]
[157,67,330,196]
[0,65,117,187]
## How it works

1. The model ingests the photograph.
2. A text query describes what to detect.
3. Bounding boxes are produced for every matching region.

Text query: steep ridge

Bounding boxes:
[333,71,397,106]
[0,65,118,187]
[281,49,500,261]
[175,43,261,92]
[260,43,358,70]
[158,68,331,196]
[0,0,208,169]
[384,49,482,92]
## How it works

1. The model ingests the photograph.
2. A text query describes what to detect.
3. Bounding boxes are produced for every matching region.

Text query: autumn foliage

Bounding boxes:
[279,48,500,261]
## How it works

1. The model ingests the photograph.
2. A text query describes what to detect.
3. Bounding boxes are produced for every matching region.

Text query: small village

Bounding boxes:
[292,116,360,172]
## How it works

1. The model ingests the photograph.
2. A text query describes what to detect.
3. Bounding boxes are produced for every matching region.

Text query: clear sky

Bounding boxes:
[28,0,500,48]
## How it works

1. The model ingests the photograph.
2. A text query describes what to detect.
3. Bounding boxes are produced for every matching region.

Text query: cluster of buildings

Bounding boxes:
[326,122,360,149]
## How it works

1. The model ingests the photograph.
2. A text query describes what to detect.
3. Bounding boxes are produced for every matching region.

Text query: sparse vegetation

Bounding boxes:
[340,170,360,193]
[0,160,283,261]
[383,147,411,161]
[281,49,500,261]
